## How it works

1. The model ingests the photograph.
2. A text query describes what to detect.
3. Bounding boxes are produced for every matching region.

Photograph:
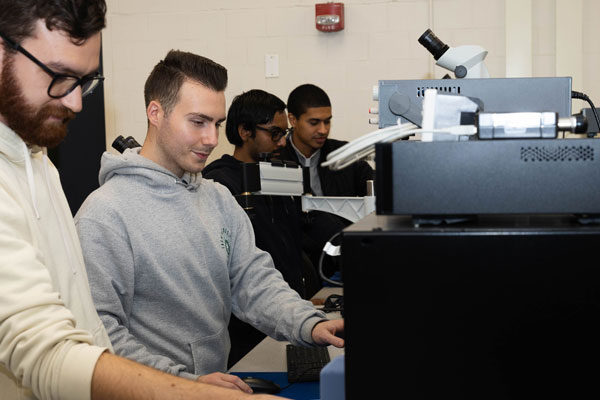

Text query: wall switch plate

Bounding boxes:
[265,54,279,78]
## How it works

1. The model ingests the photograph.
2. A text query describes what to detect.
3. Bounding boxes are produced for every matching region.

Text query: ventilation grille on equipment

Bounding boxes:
[521,145,595,162]
[416,85,461,97]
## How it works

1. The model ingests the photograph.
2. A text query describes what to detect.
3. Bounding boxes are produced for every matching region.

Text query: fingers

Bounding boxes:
[222,374,252,393]
[319,331,344,348]
[312,320,345,347]
[328,335,345,348]
[197,372,253,393]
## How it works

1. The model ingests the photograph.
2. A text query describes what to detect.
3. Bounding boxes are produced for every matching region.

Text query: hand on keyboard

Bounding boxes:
[311,319,344,348]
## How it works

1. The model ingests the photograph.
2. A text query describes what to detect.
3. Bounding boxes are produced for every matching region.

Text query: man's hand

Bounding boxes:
[311,319,344,348]
[197,372,252,393]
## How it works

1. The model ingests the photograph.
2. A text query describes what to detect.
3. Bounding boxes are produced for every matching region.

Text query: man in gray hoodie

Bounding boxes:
[75,50,344,385]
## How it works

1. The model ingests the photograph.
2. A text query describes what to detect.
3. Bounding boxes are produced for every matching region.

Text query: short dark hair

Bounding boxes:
[144,50,228,115]
[287,83,331,118]
[0,0,106,47]
[225,89,286,147]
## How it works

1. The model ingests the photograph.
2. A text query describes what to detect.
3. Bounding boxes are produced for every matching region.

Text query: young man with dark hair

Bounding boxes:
[0,1,280,399]
[282,83,373,197]
[279,83,374,277]
[75,52,344,386]
[203,89,321,366]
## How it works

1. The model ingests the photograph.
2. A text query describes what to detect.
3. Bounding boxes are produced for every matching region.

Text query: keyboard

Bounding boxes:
[286,344,331,383]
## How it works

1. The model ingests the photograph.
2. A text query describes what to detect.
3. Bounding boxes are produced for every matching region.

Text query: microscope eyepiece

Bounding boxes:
[112,135,129,153]
[112,135,141,153]
[418,29,449,60]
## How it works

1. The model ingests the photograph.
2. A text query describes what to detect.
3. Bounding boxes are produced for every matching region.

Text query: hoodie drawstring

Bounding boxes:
[41,148,78,275]
[22,143,78,275]
[22,142,41,219]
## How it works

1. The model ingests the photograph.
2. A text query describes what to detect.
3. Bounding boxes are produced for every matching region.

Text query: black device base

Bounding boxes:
[376,138,600,217]
[342,214,600,399]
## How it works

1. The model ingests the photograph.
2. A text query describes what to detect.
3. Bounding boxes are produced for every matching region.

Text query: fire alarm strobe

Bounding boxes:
[315,2,344,32]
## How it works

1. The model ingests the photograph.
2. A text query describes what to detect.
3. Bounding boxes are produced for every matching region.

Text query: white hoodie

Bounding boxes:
[0,122,111,400]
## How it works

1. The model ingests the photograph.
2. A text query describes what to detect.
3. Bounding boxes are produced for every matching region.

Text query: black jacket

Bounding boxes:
[277,137,374,197]
[277,137,374,279]
[204,154,322,367]
[203,154,313,296]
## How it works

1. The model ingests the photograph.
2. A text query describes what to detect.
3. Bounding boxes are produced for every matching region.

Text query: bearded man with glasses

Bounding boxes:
[0,29,103,149]
[203,89,322,367]
[0,1,285,399]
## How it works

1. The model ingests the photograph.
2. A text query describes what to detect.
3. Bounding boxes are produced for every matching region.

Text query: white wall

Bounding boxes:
[101,0,600,163]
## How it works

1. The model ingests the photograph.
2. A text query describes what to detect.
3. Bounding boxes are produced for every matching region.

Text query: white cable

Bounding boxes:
[322,122,418,169]
[322,123,477,171]
[326,122,412,160]
[323,124,419,170]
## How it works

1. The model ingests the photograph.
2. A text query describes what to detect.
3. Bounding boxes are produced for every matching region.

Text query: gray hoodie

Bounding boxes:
[75,148,326,378]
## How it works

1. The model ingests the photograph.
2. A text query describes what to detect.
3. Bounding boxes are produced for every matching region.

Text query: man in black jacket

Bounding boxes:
[278,84,374,278]
[203,89,320,367]
[279,83,373,197]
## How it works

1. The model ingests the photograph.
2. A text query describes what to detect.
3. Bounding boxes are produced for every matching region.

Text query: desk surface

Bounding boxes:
[229,287,344,373]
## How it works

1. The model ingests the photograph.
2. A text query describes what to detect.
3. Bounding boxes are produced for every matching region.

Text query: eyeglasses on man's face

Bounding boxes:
[254,125,291,142]
[0,30,104,99]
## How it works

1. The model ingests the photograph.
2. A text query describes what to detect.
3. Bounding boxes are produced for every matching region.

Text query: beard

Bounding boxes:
[0,54,75,148]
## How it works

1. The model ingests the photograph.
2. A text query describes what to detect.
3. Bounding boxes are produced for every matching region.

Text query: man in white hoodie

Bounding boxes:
[0,1,280,399]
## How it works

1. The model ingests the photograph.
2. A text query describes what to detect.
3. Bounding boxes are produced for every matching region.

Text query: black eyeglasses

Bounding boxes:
[0,30,104,99]
[254,125,291,142]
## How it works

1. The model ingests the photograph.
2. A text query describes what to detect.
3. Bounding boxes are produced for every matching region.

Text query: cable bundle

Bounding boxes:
[322,121,476,171]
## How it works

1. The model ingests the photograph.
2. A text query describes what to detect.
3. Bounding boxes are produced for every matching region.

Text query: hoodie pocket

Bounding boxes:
[189,326,230,375]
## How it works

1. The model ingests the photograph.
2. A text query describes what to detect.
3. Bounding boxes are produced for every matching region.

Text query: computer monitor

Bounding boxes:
[341,214,600,399]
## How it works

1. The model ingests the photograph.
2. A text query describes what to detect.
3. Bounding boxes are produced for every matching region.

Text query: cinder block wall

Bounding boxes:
[101,0,599,164]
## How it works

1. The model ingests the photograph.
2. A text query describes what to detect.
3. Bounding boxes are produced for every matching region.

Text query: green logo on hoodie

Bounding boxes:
[220,227,231,256]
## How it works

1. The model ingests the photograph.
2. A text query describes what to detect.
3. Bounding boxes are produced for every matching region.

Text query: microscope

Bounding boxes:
[418,29,490,79]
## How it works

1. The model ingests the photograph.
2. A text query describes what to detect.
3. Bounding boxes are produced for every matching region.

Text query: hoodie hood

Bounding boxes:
[0,122,49,219]
[0,121,43,162]
[99,147,200,192]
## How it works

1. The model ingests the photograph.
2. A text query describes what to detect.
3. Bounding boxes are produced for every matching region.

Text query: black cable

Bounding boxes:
[319,294,344,314]
[318,231,343,287]
[572,90,600,138]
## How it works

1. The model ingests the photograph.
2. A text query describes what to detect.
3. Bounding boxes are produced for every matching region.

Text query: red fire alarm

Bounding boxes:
[315,2,344,32]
